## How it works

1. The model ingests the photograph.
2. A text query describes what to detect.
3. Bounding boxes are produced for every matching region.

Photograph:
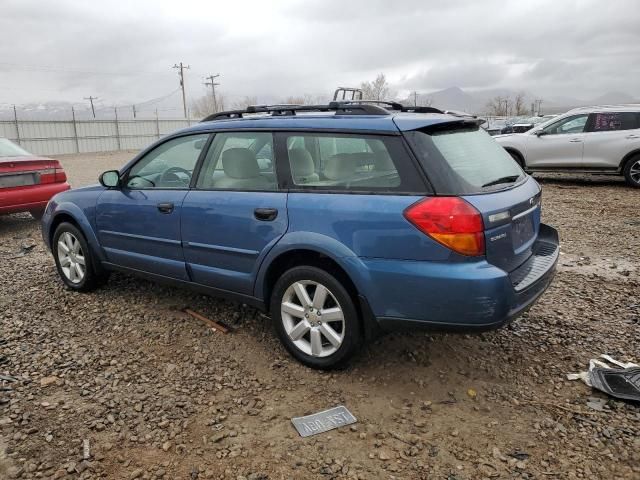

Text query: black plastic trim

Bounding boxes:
[101,262,267,311]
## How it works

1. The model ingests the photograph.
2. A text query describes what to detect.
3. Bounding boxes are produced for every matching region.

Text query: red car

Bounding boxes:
[0,138,70,219]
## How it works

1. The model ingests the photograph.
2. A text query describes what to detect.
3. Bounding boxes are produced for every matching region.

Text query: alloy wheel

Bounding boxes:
[630,159,640,184]
[280,280,345,357]
[57,232,86,284]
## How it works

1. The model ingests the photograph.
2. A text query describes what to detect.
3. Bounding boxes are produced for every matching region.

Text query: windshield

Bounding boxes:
[0,138,31,157]
[406,126,525,195]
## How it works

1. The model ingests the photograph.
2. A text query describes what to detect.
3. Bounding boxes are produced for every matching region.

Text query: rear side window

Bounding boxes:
[405,127,524,195]
[279,133,424,192]
[587,112,639,132]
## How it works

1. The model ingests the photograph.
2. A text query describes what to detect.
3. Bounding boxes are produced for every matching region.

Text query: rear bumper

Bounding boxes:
[0,182,70,215]
[357,223,559,332]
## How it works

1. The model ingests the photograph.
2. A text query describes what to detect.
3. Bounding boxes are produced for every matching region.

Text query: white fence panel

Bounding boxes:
[0,118,194,156]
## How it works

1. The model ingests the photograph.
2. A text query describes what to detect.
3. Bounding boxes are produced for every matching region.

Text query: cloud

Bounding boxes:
[0,0,638,109]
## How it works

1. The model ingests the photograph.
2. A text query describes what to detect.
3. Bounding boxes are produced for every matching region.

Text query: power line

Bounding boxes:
[0,62,164,77]
[83,96,98,118]
[204,74,220,112]
[173,62,190,118]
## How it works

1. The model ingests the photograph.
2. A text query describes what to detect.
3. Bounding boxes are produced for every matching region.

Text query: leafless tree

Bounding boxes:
[190,94,226,118]
[514,91,528,116]
[231,96,258,110]
[360,73,394,101]
[279,94,317,105]
[486,95,511,116]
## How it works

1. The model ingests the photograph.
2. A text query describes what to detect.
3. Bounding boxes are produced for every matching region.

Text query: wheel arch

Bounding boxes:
[619,149,640,170]
[49,203,107,267]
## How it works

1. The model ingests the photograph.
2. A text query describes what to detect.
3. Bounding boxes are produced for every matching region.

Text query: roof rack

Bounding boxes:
[333,87,363,101]
[200,102,391,122]
[199,100,475,123]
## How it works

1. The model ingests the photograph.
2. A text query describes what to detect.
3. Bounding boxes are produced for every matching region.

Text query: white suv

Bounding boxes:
[494,105,640,187]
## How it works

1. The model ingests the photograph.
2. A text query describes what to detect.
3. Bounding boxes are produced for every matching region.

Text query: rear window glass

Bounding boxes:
[0,138,30,157]
[406,126,524,195]
[589,112,639,132]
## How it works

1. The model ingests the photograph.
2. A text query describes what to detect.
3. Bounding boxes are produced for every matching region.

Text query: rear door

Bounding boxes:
[524,114,589,168]
[582,112,640,168]
[181,131,287,295]
[95,133,209,279]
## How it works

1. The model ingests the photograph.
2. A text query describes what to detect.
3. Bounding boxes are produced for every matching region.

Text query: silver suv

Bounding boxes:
[494,105,640,187]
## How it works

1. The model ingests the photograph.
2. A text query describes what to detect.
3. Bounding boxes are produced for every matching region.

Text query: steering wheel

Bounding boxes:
[158,166,191,186]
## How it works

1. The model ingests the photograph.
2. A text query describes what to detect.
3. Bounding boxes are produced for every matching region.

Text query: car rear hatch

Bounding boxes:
[403,119,556,275]
[0,156,66,189]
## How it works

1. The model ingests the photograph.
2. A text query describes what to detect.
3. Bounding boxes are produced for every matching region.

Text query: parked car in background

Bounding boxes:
[41,101,559,369]
[0,138,69,218]
[509,115,557,133]
[495,105,640,187]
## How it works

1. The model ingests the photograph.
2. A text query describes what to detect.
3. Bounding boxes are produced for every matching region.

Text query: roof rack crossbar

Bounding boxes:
[201,102,391,122]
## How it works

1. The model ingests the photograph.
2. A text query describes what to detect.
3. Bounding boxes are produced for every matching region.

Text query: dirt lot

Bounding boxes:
[1,152,638,479]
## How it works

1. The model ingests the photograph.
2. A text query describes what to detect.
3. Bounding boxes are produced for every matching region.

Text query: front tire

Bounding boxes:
[270,266,362,370]
[623,155,640,188]
[52,222,107,292]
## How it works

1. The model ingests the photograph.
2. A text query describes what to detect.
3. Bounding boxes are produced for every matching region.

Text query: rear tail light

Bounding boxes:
[404,197,485,256]
[38,163,66,184]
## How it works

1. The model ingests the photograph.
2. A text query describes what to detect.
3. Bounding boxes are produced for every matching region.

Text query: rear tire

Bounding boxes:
[270,266,362,370]
[623,155,640,188]
[52,222,108,292]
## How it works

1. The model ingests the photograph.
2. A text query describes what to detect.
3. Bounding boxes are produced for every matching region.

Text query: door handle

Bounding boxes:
[157,202,174,214]
[626,134,639,139]
[254,208,278,221]
[568,138,583,143]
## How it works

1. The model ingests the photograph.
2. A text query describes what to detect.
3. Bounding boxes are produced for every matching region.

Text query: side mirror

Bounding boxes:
[535,130,547,137]
[99,170,120,188]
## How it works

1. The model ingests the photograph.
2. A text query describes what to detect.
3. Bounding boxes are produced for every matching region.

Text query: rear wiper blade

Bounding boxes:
[482,175,520,188]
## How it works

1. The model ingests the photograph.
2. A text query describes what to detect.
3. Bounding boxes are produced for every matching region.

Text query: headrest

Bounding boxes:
[221,148,260,179]
[289,148,315,176]
[324,154,357,181]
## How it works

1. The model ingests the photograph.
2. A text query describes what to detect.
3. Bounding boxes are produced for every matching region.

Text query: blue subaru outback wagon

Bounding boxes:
[42,102,559,369]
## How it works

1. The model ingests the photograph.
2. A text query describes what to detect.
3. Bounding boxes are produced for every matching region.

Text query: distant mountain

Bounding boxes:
[401,87,639,115]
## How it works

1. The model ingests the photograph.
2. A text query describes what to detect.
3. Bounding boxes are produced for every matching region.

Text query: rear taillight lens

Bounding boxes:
[38,163,66,184]
[404,197,485,256]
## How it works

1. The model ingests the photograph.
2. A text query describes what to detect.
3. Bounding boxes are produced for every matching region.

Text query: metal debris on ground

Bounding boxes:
[184,308,231,334]
[82,439,90,460]
[291,405,357,438]
[1,242,36,259]
[567,354,640,402]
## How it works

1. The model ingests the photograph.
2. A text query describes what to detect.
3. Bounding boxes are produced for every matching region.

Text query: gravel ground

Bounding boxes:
[0,152,638,479]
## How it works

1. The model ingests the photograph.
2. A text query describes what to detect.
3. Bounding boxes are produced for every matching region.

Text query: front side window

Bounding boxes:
[196,132,276,190]
[542,114,589,135]
[588,112,639,132]
[406,126,524,195]
[283,133,404,190]
[126,134,208,189]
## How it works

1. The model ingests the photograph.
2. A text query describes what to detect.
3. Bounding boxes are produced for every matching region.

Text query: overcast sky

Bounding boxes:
[1,0,639,111]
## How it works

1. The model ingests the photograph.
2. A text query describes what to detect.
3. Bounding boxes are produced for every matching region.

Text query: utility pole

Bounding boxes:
[413,91,418,107]
[204,74,220,112]
[132,104,137,119]
[173,62,190,118]
[84,96,98,118]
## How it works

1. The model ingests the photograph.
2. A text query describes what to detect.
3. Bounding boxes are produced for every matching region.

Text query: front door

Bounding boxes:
[181,131,288,295]
[525,114,589,168]
[96,133,210,280]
